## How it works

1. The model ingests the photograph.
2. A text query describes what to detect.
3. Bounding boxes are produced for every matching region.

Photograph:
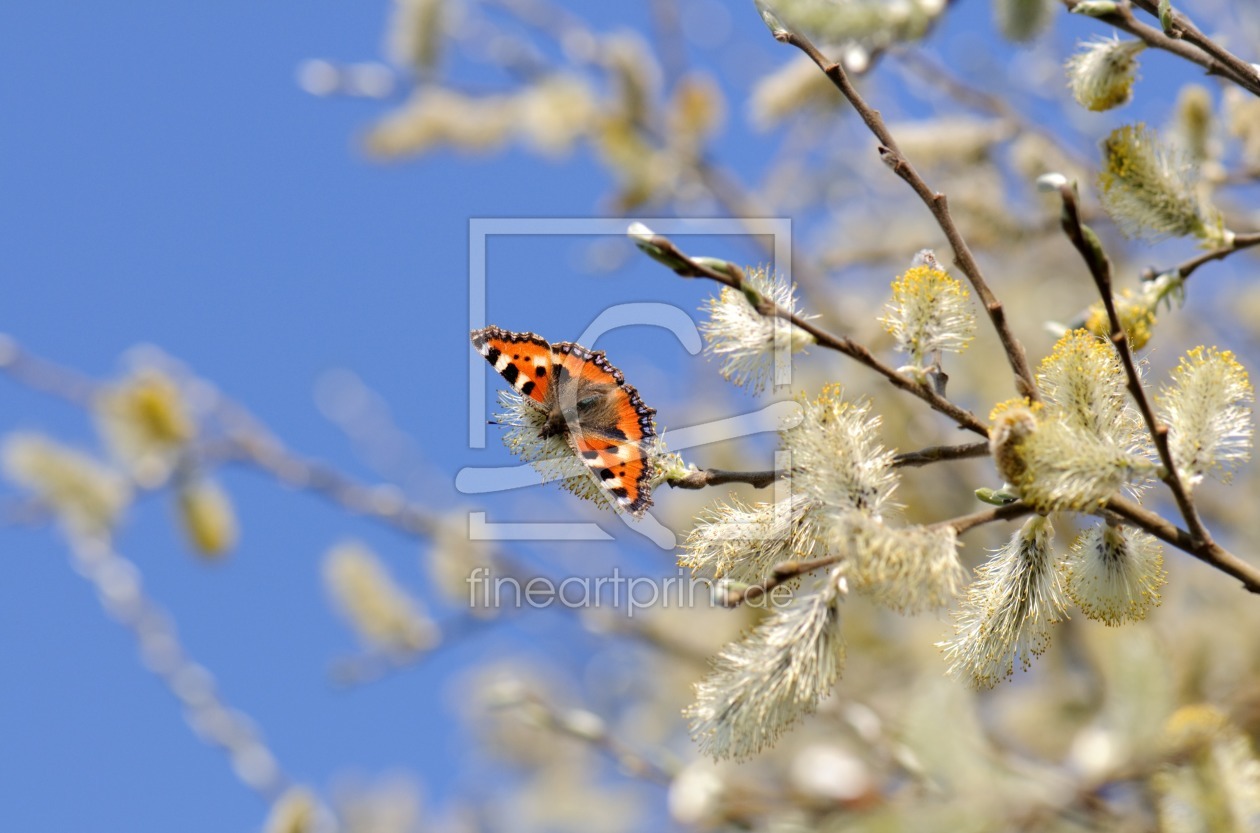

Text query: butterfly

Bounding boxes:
[471,326,657,518]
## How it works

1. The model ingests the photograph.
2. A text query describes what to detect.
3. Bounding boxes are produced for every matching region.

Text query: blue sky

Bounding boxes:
[0,0,1241,830]
[0,3,742,829]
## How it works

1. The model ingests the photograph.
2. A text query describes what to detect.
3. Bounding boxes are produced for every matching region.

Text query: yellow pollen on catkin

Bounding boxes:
[1083,290,1156,350]
[989,398,1040,488]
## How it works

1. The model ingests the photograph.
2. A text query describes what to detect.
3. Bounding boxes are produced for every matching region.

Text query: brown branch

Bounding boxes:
[935,502,1035,535]
[893,441,991,468]
[1104,496,1260,593]
[720,554,844,607]
[505,692,679,784]
[667,468,781,489]
[329,611,500,687]
[203,435,440,538]
[1057,184,1215,545]
[722,502,1032,608]
[1061,1,1260,98]
[770,29,1041,404]
[1129,0,1260,97]
[636,231,990,437]
[1158,231,1260,282]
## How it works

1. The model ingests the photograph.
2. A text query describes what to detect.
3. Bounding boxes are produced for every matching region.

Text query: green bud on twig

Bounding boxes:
[741,282,766,313]
[976,487,1020,506]
[1158,0,1176,35]
[1079,223,1112,277]
[691,256,740,279]
[1070,1,1120,17]
[627,222,690,272]
[753,0,789,36]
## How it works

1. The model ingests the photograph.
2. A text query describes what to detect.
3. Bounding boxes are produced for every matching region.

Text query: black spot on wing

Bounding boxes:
[484,346,501,366]
[535,365,546,377]
[610,487,629,500]
[599,468,615,481]
[501,363,520,386]
[581,450,599,461]
[520,381,535,397]
[601,427,628,442]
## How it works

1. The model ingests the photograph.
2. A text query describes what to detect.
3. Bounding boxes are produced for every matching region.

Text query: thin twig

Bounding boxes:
[723,502,1032,608]
[1061,1,1260,98]
[1058,184,1215,547]
[72,539,294,799]
[505,693,679,784]
[667,468,781,489]
[330,612,502,687]
[593,613,714,667]
[1129,0,1260,97]
[0,334,98,406]
[770,29,1041,404]
[936,502,1034,535]
[638,231,990,436]
[721,554,844,607]
[203,435,440,538]
[892,441,991,468]
[1151,231,1260,282]
[1103,496,1260,593]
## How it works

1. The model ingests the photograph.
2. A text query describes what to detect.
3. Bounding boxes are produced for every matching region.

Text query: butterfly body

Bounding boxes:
[471,326,657,517]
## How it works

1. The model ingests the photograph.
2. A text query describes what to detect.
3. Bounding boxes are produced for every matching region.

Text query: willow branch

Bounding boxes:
[0,334,97,406]
[771,29,1040,403]
[720,554,844,607]
[722,502,1032,608]
[667,468,781,489]
[1154,231,1260,282]
[1129,0,1260,98]
[1103,496,1260,593]
[636,231,989,436]
[935,502,1034,535]
[330,612,501,687]
[893,441,991,468]
[71,539,293,799]
[202,435,440,538]
[505,693,679,784]
[1058,184,1212,545]
[1061,1,1260,98]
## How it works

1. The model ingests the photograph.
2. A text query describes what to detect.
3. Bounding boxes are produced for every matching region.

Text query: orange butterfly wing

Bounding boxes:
[553,342,657,517]
[571,431,654,518]
[471,326,553,405]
